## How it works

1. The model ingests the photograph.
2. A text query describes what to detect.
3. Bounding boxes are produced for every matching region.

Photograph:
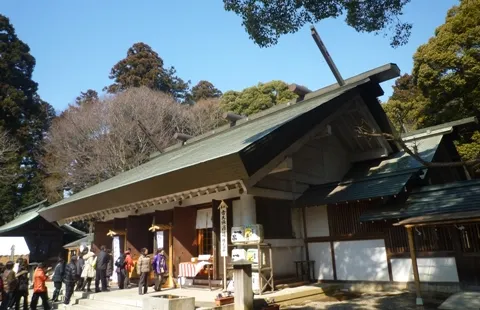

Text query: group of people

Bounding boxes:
[0,246,167,309]
[136,248,168,295]
[0,258,30,310]
[51,246,135,303]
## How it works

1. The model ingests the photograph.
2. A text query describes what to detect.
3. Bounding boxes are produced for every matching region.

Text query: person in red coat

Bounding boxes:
[124,249,134,289]
[30,264,50,310]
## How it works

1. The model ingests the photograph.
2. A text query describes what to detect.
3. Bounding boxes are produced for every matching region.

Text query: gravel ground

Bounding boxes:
[283,291,445,310]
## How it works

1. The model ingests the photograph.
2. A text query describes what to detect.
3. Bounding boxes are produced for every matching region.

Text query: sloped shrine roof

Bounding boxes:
[39,64,400,223]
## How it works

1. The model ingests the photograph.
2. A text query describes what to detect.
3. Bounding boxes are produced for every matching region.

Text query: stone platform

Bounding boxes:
[46,282,337,310]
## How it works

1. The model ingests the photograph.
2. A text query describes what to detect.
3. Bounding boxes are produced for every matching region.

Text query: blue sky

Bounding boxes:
[3,0,458,113]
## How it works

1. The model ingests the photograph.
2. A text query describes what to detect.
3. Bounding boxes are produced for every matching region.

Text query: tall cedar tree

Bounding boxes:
[191,80,222,102]
[224,0,413,48]
[0,15,55,223]
[105,43,190,102]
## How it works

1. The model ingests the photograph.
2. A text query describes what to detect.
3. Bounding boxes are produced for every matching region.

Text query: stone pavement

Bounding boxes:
[438,291,480,310]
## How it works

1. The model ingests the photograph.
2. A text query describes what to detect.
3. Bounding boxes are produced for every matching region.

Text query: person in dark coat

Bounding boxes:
[14,258,29,310]
[63,256,77,305]
[75,251,86,291]
[105,249,113,288]
[51,257,65,302]
[1,261,17,310]
[95,245,109,292]
[115,252,126,289]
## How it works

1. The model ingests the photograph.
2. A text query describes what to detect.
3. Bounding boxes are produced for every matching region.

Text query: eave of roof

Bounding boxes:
[296,133,445,207]
[361,179,480,222]
[0,209,40,235]
[63,234,92,249]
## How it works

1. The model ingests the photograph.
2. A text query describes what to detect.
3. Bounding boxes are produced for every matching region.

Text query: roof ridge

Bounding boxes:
[412,179,480,194]
[150,63,399,160]
[401,117,478,138]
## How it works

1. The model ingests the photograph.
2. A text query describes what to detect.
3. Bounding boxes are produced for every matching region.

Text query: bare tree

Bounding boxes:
[0,130,18,184]
[42,87,225,201]
[183,98,227,136]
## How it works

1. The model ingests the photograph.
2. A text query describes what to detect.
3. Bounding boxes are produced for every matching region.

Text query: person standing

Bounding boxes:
[95,246,109,292]
[75,251,86,291]
[114,252,126,289]
[124,249,133,289]
[63,256,77,305]
[152,249,167,292]
[51,257,65,302]
[1,261,17,310]
[105,249,113,289]
[30,263,50,310]
[80,249,96,292]
[136,248,150,295]
[14,259,29,310]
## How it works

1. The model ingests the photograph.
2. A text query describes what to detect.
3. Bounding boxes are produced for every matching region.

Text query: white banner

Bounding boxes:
[156,231,164,249]
[112,236,120,283]
[219,201,228,257]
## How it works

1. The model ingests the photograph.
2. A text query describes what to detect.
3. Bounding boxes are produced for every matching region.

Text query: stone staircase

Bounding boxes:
[53,290,142,310]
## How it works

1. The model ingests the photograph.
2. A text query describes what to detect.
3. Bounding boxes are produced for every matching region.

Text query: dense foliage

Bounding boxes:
[0,15,55,223]
[384,0,480,162]
[223,0,413,48]
[220,80,297,115]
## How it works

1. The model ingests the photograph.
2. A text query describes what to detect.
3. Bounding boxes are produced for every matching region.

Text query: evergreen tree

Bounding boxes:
[224,0,412,48]
[0,15,55,222]
[105,43,190,102]
[191,80,222,102]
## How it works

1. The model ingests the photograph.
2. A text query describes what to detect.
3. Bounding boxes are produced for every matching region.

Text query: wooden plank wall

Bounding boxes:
[154,210,173,250]
[127,214,153,260]
[172,206,198,272]
[324,201,480,285]
[93,221,113,254]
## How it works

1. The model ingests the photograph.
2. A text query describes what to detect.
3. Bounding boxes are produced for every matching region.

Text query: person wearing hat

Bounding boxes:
[63,256,77,305]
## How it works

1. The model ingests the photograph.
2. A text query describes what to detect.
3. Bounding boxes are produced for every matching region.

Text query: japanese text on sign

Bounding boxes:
[219,201,228,257]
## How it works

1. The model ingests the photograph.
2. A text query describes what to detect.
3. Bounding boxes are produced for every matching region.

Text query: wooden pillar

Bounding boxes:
[302,207,310,262]
[407,226,423,306]
[168,226,174,288]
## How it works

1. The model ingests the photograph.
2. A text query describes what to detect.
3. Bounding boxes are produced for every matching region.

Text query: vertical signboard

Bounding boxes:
[112,236,120,283]
[219,200,229,257]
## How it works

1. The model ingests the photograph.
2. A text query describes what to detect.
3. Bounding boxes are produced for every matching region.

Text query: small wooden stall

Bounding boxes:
[148,222,174,288]
[64,234,91,262]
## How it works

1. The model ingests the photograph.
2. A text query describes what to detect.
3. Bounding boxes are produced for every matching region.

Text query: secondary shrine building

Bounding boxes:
[39,63,480,292]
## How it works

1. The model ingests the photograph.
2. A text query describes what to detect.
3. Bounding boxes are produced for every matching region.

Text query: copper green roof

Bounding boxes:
[0,208,41,234]
[39,64,401,223]
[360,179,480,222]
[297,133,444,206]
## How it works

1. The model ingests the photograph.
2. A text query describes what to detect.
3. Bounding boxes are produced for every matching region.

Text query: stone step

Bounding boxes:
[86,293,144,308]
[78,298,141,310]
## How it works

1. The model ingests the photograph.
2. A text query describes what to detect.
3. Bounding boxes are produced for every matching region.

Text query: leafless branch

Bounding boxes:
[356,126,480,169]
[42,87,226,199]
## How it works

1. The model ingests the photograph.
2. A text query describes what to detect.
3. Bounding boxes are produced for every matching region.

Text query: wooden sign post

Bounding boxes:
[218,200,229,290]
